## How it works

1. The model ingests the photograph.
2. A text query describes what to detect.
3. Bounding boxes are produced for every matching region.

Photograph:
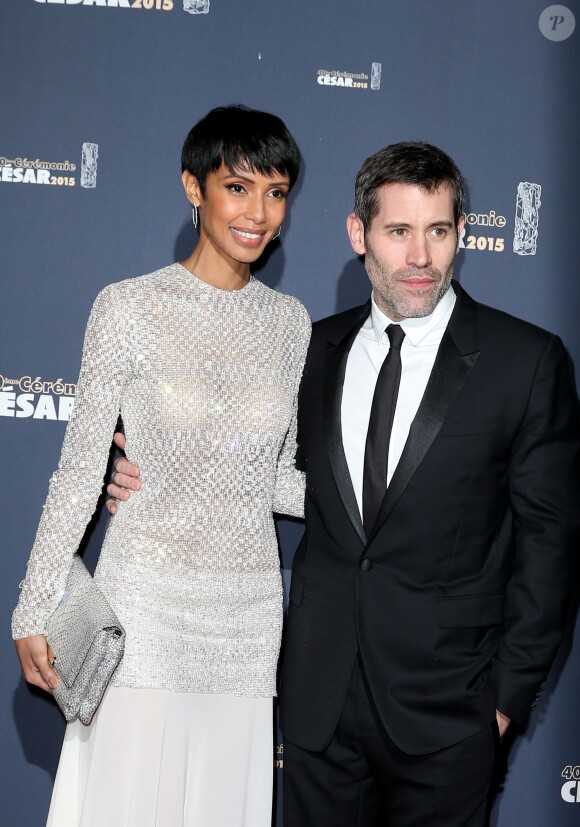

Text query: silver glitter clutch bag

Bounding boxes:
[45,555,125,725]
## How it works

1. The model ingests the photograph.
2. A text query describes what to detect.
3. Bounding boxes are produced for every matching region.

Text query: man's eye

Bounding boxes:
[431,227,447,237]
[391,228,406,237]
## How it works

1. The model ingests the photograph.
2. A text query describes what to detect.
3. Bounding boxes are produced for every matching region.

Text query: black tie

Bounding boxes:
[362,324,405,536]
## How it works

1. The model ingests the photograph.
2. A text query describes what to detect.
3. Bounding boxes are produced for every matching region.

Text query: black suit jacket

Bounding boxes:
[279,283,579,755]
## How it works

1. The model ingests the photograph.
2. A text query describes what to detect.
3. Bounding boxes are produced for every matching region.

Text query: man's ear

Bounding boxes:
[456,214,466,252]
[346,212,366,255]
[182,170,202,208]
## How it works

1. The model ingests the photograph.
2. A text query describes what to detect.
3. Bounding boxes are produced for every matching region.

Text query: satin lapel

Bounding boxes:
[324,305,370,545]
[368,285,480,542]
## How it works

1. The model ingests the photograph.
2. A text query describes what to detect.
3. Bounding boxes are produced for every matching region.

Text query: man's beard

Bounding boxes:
[365,247,455,320]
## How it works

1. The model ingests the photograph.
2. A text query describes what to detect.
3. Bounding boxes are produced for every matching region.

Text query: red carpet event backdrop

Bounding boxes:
[1,1,578,824]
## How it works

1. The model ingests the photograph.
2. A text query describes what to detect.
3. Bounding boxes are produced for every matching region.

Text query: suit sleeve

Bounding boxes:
[490,334,580,724]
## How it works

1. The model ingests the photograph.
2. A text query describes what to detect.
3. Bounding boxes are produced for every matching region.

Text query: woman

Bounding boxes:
[13,105,310,826]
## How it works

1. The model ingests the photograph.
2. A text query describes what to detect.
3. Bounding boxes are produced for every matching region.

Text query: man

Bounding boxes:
[108,143,579,826]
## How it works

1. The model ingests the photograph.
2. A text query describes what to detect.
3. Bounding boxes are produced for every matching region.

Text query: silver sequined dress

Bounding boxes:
[13,263,311,699]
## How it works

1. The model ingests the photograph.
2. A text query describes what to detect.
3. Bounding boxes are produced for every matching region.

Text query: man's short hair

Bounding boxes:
[354,141,466,232]
[181,105,300,193]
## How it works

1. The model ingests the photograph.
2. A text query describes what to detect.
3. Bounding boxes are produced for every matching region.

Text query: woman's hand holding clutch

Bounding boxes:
[15,634,60,693]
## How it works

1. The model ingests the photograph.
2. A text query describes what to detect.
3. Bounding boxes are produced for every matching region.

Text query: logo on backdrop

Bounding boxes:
[513,182,541,256]
[539,5,576,40]
[183,0,209,12]
[0,143,98,189]
[316,62,381,91]
[0,374,76,422]
[80,143,99,188]
[458,181,542,257]
[459,208,507,254]
[33,0,175,11]
[561,766,580,803]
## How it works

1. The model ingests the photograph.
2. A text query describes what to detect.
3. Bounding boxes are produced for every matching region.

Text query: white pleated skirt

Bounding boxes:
[46,686,274,827]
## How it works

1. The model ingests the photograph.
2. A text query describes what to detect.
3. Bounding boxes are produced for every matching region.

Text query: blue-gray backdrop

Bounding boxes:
[1,1,578,824]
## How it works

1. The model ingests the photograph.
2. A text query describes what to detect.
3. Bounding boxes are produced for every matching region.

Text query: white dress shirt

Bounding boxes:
[341,286,456,518]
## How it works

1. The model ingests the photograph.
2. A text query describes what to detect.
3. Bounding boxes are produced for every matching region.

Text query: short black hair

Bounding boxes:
[354,141,466,232]
[181,105,300,193]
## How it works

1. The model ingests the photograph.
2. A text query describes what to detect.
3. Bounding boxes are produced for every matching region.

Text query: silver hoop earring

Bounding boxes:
[271,224,282,241]
[192,205,198,229]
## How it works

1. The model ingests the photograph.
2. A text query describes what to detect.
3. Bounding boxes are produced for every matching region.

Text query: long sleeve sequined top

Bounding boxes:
[13,264,311,697]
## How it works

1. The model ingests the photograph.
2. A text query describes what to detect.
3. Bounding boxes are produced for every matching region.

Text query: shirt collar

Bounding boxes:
[370,285,456,346]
